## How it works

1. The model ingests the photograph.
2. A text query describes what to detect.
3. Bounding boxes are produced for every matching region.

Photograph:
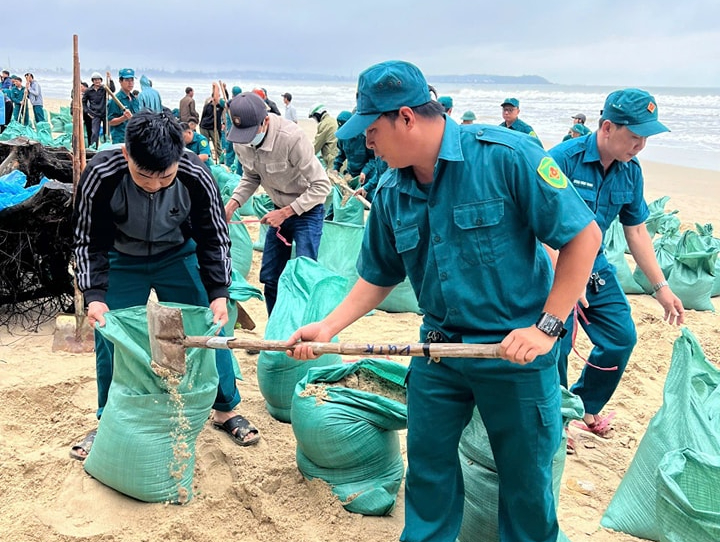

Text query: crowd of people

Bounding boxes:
[1,61,685,542]
[1,70,45,131]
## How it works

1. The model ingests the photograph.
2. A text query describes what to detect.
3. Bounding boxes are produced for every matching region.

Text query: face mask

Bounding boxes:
[248,130,265,147]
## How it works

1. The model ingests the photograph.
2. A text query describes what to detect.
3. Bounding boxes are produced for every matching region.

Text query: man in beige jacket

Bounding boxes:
[224,92,331,315]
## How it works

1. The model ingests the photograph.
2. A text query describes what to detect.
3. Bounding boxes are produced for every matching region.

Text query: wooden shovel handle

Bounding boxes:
[182,336,500,359]
[104,84,127,111]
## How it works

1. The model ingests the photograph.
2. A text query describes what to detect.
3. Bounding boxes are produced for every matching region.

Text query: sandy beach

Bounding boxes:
[1,98,718,542]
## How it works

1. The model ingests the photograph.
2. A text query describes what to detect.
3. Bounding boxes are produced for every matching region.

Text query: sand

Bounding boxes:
[1,98,719,542]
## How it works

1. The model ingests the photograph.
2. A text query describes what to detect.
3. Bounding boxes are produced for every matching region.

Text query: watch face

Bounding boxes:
[537,313,562,337]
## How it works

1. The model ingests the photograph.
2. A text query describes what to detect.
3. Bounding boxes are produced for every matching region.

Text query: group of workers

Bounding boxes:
[63,57,683,542]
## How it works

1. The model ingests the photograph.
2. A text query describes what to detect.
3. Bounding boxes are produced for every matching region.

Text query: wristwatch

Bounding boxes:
[535,312,567,339]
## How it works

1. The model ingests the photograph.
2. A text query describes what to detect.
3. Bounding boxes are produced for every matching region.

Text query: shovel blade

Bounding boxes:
[146,301,187,375]
[51,313,95,353]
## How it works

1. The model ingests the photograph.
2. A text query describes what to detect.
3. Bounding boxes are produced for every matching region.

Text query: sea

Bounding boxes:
[37,75,720,172]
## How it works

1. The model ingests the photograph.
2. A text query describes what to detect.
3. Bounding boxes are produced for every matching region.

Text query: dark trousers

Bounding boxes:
[89,115,107,148]
[260,204,324,315]
[94,241,240,418]
[558,264,637,415]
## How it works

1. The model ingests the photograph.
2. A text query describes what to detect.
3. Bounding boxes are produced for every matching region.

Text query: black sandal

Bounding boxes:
[212,415,260,446]
[69,429,97,461]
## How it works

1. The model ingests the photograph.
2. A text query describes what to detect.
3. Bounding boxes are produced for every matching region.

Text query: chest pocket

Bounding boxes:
[266,161,288,175]
[394,225,420,254]
[453,199,505,265]
[611,191,633,205]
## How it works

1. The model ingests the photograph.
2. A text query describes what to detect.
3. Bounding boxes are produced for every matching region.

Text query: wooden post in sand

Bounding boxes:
[52,34,94,353]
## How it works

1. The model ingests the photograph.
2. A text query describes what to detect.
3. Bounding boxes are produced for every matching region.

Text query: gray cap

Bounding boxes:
[227,92,269,144]
[572,113,587,123]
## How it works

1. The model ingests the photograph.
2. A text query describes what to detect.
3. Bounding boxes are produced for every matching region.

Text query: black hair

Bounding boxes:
[125,110,185,172]
[382,100,445,122]
[185,86,193,94]
[179,121,191,131]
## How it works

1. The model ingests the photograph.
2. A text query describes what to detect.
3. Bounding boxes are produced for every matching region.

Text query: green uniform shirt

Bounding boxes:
[187,132,214,164]
[358,120,594,342]
[500,118,541,145]
[107,90,140,144]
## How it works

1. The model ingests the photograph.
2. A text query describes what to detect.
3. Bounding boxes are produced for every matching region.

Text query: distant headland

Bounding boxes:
[22,67,552,85]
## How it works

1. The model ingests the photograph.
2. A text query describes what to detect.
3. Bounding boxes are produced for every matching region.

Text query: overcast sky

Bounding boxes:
[5,1,719,88]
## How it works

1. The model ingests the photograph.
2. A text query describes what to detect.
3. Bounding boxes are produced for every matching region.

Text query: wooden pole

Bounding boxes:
[104,83,127,111]
[71,34,88,341]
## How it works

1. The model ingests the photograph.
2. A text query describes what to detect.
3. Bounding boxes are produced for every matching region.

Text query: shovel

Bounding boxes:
[146,300,500,375]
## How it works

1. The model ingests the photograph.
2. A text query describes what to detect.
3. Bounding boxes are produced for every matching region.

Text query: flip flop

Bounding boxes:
[572,412,616,439]
[212,415,260,447]
[69,429,97,461]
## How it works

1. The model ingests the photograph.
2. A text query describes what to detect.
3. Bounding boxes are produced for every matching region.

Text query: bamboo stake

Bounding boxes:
[71,34,88,342]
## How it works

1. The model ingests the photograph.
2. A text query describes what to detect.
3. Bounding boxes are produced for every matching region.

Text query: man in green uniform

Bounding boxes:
[500,97,541,144]
[7,76,29,125]
[181,121,213,164]
[107,68,140,144]
[286,60,601,542]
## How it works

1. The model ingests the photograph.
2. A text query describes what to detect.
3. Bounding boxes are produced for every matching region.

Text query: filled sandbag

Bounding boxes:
[666,230,718,311]
[317,220,421,314]
[633,230,679,294]
[601,328,720,540]
[604,217,644,294]
[256,257,346,421]
[695,223,720,297]
[656,448,720,542]
[84,303,220,504]
[292,359,408,516]
[645,196,680,238]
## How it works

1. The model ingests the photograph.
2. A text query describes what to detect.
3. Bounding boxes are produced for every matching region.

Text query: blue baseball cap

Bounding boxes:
[336,60,432,139]
[336,110,353,125]
[118,68,135,79]
[570,123,591,136]
[501,97,520,108]
[601,88,669,137]
[438,96,453,111]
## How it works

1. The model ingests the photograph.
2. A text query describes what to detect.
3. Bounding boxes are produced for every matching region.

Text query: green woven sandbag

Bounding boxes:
[601,328,720,540]
[694,223,720,297]
[84,303,220,504]
[645,196,680,239]
[252,193,274,251]
[604,217,644,294]
[256,257,347,422]
[292,359,408,516]
[457,387,582,542]
[656,448,720,542]
[633,231,679,294]
[666,230,718,311]
[316,220,421,314]
[330,185,365,225]
[223,270,263,379]
[228,220,253,279]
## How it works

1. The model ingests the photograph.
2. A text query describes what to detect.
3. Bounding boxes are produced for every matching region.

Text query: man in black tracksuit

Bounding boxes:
[69,109,260,460]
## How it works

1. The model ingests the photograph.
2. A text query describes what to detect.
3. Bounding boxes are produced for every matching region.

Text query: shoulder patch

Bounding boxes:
[537,157,568,189]
[200,140,208,148]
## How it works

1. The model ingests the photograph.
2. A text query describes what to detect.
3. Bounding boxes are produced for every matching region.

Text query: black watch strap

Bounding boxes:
[535,312,567,339]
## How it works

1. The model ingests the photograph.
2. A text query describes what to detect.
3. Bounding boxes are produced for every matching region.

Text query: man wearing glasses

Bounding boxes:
[499,97,541,145]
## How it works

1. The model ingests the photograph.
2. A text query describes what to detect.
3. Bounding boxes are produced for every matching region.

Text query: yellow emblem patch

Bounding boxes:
[537,157,568,189]
[200,140,208,148]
